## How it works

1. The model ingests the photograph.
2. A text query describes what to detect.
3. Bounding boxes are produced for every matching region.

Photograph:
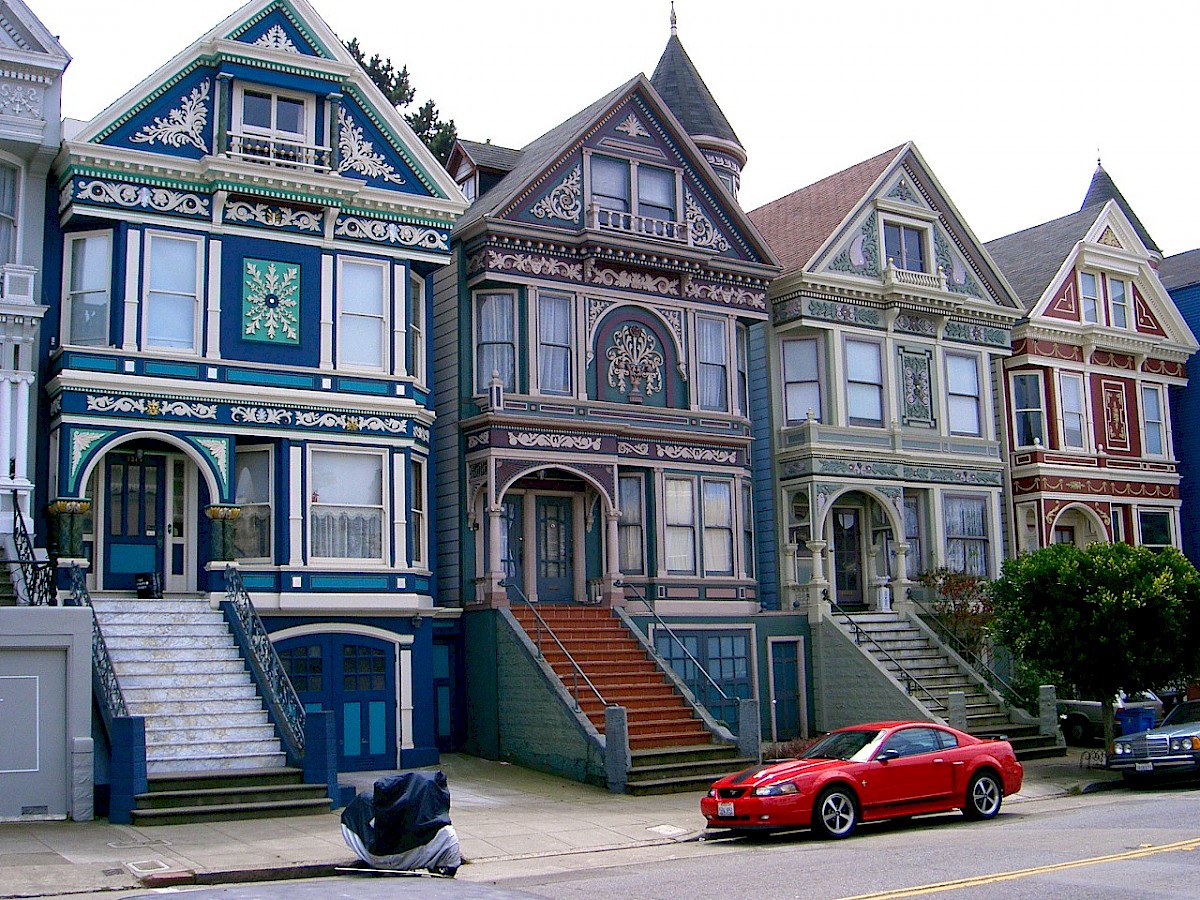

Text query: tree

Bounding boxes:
[990,542,1200,748]
[345,38,457,166]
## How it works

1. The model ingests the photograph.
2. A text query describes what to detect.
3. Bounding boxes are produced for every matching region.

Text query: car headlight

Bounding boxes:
[1170,737,1200,752]
[707,789,716,798]
[1114,743,1129,755]
[753,782,799,797]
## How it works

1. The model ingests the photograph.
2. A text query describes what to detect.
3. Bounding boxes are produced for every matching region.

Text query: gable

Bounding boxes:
[96,67,216,160]
[498,89,767,265]
[226,4,331,58]
[336,89,434,196]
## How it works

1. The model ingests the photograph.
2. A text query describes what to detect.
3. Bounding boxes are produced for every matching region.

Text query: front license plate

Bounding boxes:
[1135,762,1153,773]
[718,801,735,818]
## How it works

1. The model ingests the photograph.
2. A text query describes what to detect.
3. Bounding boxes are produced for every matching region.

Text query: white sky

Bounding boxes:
[39,0,1200,255]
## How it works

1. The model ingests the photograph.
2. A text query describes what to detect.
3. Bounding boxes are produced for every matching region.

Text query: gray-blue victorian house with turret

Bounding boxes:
[434,21,816,789]
[38,0,465,817]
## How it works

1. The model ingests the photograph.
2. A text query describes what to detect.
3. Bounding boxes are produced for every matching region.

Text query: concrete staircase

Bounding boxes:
[89,593,331,823]
[510,605,754,794]
[837,611,1062,760]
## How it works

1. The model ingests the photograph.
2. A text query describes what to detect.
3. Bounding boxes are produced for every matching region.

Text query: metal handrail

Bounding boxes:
[501,580,607,711]
[828,593,946,712]
[64,564,129,730]
[223,567,305,755]
[10,489,55,606]
[617,579,730,703]
[909,596,1033,711]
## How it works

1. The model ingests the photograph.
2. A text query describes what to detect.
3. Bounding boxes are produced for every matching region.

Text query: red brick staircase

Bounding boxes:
[510,604,755,794]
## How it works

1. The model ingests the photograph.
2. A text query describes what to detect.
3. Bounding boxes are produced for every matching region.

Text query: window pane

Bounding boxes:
[698,317,727,411]
[1110,279,1128,328]
[591,156,630,211]
[340,315,383,367]
[341,262,384,315]
[312,452,382,506]
[946,355,978,394]
[1140,511,1171,547]
[243,91,272,129]
[848,383,882,422]
[71,234,110,293]
[846,340,881,381]
[638,166,675,219]
[235,450,270,504]
[949,396,980,435]
[1080,273,1098,322]
[147,291,196,348]
[884,223,900,266]
[538,294,571,394]
[904,227,924,272]
[150,237,197,294]
[277,97,305,134]
[784,339,819,381]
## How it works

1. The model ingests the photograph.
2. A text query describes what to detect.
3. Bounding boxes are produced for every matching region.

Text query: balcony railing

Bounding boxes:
[588,203,688,244]
[226,131,331,172]
[884,260,948,292]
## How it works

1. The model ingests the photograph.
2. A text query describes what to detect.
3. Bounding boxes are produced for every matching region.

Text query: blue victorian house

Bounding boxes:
[40,0,465,817]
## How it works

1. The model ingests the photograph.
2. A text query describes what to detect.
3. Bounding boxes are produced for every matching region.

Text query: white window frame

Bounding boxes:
[1138,509,1173,550]
[664,476,698,576]
[337,257,390,373]
[1079,271,1100,324]
[1141,383,1166,457]
[845,337,884,427]
[1108,276,1130,329]
[408,270,426,385]
[307,447,388,565]
[782,336,822,424]
[233,82,314,145]
[741,480,754,578]
[882,220,928,273]
[535,289,573,396]
[63,230,113,348]
[474,290,517,394]
[697,315,729,412]
[233,446,273,563]
[141,231,203,354]
[735,323,749,416]
[618,473,646,576]
[411,456,428,568]
[0,159,20,266]
[586,151,683,230]
[1011,371,1046,447]
[943,493,990,578]
[945,352,982,437]
[702,478,734,577]
[1059,372,1087,451]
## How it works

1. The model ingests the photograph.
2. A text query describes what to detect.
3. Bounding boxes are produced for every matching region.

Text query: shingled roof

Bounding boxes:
[1159,249,1200,292]
[747,145,905,277]
[457,139,521,175]
[984,206,1101,310]
[650,33,740,149]
[1080,164,1159,255]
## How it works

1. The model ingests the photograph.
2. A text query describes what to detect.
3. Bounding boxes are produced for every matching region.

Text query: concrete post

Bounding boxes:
[303,710,340,805]
[738,697,761,761]
[604,705,630,794]
[71,737,94,822]
[948,691,967,732]
[107,716,148,825]
[1039,684,1059,739]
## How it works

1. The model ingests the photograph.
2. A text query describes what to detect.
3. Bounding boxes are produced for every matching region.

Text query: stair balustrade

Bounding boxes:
[501,580,608,712]
[10,489,55,606]
[828,592,947,714]
[222,566,306,758]
[64,563,129,729]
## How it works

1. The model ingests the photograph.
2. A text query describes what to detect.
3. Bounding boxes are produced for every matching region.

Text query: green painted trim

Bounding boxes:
[93,62,210,144]
[225,368,313,388]
[342,84,446,200]
[144,361,202,378]
[340,204,455,230]
[309,575,391,590]
[225,0,336,58]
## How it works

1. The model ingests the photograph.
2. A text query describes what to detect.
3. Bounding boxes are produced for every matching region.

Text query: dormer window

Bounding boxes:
[587,154,682,240]
[884,222,926,273]
[230,84,325,170]
[1109,277,1129,328]
[1079,272,1099,324]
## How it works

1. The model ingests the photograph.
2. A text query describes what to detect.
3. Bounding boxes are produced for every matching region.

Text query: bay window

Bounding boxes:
[1011,372,1045,447]
[618,474,645,575]
[474,291,515,393]
[1142,384,1165,456]
[232,85,314,167]
[946,353,981,436]
[1109,277,1129,329]
[589,154,679,234]
[338,259,388,370]
[665,477,697,575]
[1080,272,1099,324]
[144,233,201,352]
[309,449,385,561]
[944,494,989,577]
[783,337,821,423]
[233,448,272,561]
[697,316,728,411]
[65,231,112,347]
[1060,373,1086,450]
[703,480,734,576]
[408,271,426,383]
[846,339,883,426]
[537,291,572,395]
[411,457,427,568]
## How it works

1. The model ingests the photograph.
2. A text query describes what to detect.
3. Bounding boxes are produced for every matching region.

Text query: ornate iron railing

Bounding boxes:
[65,564,128,729]
[226,131,331,172]
[10,490,55,606]
[502,580,607,711]
[828,592,946,713]
[223,566,305,756]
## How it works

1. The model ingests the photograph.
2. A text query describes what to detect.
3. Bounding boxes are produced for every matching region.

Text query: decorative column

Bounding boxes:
[204,505,241,565]
[485,503,507,607]
[782,540,799,610]
[603,508,625,608]
[49,499,92,591]
[892,541,912,614]
[805,539,829,620]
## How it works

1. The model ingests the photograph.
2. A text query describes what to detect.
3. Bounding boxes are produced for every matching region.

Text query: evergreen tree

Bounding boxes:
[345,38,456,166]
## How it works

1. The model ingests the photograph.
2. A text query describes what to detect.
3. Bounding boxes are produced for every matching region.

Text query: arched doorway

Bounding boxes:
[1050,504,1106,548]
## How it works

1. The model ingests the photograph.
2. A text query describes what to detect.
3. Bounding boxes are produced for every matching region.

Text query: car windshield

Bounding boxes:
[800,729,882,761]
[1162,701,1200,727]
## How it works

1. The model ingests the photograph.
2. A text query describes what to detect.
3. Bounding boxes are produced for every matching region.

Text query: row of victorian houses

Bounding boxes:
[2,0,1198,822]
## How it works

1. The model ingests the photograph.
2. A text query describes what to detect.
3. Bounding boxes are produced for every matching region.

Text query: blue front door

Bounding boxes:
[104,453,166,591]
[277,634,396,772]
[500,496,524,602]
[535,496,573,602]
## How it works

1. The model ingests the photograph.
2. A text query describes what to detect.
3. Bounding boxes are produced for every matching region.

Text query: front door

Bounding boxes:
[535,495,573,602]
[104,453,166,591]
[832,506,865,607]
[500,496,524,602]
[769,639,805,742]
[277,634,397,772]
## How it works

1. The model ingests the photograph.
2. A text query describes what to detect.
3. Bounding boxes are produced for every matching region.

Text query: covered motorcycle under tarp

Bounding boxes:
[340,771,461,876]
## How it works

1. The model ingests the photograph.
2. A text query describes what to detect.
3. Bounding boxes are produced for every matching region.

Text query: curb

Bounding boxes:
[139,859,356,889]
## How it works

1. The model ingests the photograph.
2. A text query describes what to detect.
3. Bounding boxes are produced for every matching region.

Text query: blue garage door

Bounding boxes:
[277,634,396,772]
[654,629,752,731]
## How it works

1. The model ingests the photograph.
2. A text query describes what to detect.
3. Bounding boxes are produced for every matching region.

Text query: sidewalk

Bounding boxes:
[0,748,1119,898]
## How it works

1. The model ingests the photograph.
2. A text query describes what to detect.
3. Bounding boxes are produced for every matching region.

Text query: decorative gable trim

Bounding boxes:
[529,164,582,224]
[226,1,333,58]
[131,79,211,153]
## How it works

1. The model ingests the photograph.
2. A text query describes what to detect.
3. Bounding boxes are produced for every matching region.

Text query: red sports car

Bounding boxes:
[702,721,1024,839]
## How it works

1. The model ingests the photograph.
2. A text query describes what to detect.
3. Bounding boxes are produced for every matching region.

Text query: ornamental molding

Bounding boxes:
[132,79,210,153]
[944,319,1008,347]
[466,431,489,450]
[895,313,937,336]
[69,428,113,489]
[1098,227,1123,249]
[886,178,922,206]
[806,297,882,327]
[254,24,299,52]
[507,432,602,451]
[614,114,651,138]
[656,444,737,464]
[530,165,582,223]
[902,464,1003,486]
[335,215,449,251]
[243,259,300,344]
[684,279,766,310]
[190,436,230,488]
[829,217,880,277]
[899,348,934,426]
[652,305,685,354]
[85,394,218,419]
[224,199,322,232]
[230,406,293,425]
[685,190,730,253]
[607,323,664,402]
[476,249,582,280]
[75,179,210,217]
[293,410,411,434]
[817,458,900,478]
[934,229,982,299]
[617,441,649,455]
[337,106,405,184]
[588,265,678,296]
[0,82,40,117]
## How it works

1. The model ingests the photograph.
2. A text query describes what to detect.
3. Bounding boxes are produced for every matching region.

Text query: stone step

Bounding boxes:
[148,751,289,774]
[124,683,260,702]
[92,610,221,626]
[130,797,331,826]
[108,646,242,664]
[90,599,216,614]
[148,738,286,761]
[141,710,269,729]
[144,724,279,744]
[112,658,248,676]
[100,622,232,638]
[116,671,254,690]
[105,634,237,651]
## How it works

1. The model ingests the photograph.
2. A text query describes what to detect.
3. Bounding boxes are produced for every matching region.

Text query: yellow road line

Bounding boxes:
[837,837,1200,899]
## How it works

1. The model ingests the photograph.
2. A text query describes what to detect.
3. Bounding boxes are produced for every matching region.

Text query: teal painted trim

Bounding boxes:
[335,378,388,395]
[92,62,208,143]
[309,575,391,591]
[67,355,121,373]
[145,361,201,378]
[226,369,313,389]
[241,574,276,590]
[225,0,336,58]
[413,577,430,592]
[411,387,427,405]
[183,434,233,501]
[342,85,446,200]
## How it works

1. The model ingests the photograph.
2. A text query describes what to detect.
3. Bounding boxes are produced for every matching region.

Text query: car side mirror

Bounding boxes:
[877,748,900,762]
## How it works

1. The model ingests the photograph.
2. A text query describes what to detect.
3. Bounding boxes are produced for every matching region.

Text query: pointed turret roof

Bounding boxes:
[650,9,741,156]
[1080,163,1159,255]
